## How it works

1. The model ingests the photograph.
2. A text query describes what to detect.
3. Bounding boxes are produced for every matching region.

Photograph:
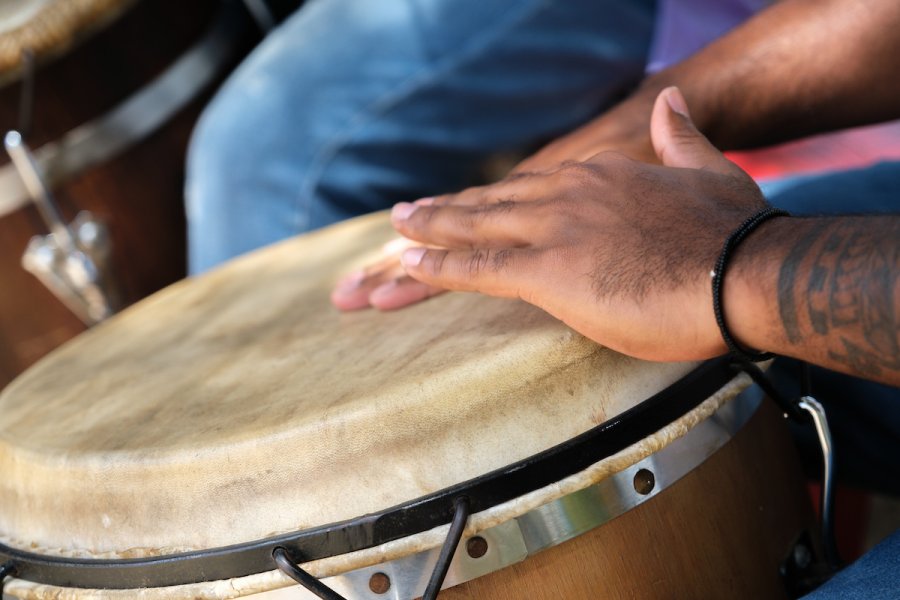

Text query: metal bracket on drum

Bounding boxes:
[798,396,836,567]
[4,131,115,324]
[736,361,839,573]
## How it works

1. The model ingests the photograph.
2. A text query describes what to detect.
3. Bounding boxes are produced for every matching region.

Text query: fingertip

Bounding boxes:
[330,287,371,311]
[663,86,690,119]
[334,270,365,291]
[400,247,426,269]
[331,270,374,311]
[391,202,417,222]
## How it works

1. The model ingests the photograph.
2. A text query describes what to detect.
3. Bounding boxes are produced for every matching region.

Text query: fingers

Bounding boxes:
[368,276,445,310]
[650,87,746,178]
[391,200,538,248]
[427,171,542,208]
[331,263,445,311]
[331,261,403,311]
[400,246,539,299]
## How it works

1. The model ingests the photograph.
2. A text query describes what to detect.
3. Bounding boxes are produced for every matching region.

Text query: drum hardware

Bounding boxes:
[797,396,835,567]
[4,130,115,324]
[273,498,476,600]
[0,358,764,597]
[0,0,249,220]
[274,496,472,600]
[422,496,470,600]
[274,547,347,600]
[736,361,839,584]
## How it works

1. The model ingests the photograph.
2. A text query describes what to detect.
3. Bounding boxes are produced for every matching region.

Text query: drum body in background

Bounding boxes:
[0,213,820,599]
[0,0,252,388]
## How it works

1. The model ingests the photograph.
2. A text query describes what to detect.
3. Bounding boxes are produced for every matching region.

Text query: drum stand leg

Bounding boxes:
[274,498,471,600]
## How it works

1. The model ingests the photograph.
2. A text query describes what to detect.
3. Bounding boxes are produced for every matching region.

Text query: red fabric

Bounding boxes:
[727,120,900,182]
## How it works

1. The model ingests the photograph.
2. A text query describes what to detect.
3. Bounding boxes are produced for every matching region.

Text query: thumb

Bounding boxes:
[650,87,744,177]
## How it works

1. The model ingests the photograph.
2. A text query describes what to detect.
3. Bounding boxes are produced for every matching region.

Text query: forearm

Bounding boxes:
[726,215,900,386]
[527,0,900,166]
[653,0,900,149]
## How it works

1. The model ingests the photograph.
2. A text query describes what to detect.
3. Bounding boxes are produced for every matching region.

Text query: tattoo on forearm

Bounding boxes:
[778,219,900,379]
[778,221,828,344]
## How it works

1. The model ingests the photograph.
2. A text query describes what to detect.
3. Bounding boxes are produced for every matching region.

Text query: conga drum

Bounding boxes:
[0,213,822,599]
[0,0,256,388]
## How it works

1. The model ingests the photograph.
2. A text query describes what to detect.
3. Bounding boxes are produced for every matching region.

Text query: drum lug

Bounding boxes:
[5,131,117,324]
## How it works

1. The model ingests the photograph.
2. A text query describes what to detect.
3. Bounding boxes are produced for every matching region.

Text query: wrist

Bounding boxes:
[721,215,796,357]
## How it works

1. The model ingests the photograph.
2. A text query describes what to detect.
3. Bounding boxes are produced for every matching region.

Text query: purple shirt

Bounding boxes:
[647,0,772,73]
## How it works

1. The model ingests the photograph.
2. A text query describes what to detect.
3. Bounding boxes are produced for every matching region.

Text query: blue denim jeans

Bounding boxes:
[186,2,899,596]
[186,0,655,273]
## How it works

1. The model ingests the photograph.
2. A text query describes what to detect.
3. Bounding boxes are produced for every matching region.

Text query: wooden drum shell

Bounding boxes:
[437,400,817,600]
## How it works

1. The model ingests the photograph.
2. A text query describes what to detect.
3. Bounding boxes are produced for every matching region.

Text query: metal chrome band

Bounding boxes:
[0,357,744,591]
[0,1,250,219]
[292,384,761,599]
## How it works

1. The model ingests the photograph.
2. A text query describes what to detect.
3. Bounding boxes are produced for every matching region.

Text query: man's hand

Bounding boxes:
[391,88,766,361]
[330,101,656,312]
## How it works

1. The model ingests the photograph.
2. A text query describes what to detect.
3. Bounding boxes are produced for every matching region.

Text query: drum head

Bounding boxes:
[0,211,703,562]
[0,0,136,83]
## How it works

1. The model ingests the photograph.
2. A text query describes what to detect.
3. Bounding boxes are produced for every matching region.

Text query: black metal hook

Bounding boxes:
[423,496,471,600]
[272,547,346,600]
[273,496,471,600]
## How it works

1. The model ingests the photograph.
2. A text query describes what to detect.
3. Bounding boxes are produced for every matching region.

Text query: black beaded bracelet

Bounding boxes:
[711,206,790,363]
